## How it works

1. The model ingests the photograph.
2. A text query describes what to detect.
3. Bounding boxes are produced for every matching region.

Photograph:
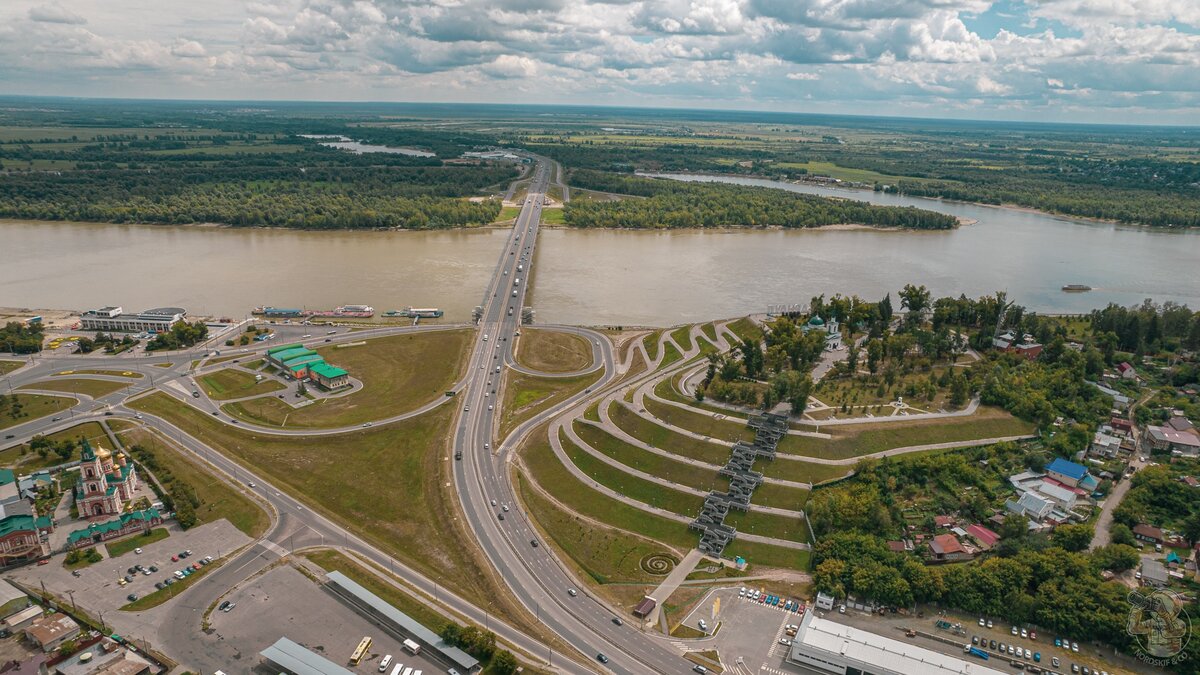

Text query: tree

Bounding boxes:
[1051,524,1094,552]
[492,651,519,675]
[1182,511,1200,546]
[1109,523,1137,547]
[1091,544,1139,572]
[899,284,931,315]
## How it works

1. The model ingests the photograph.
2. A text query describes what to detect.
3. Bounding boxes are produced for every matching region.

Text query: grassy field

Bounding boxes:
[560,430,704,517]
[126,393,531,630]
[775,407,1035,460]
[660,342,683,369]
[498,369,601,442]
[515,329,593,373]
[669,326,694,352]
[0,421,109,470]
[726,318,762,345]
[0,360,22,376]
[654,374,751,419]
[757,458,852,485]
[521,426,697,551]
[700,324,719,345]
[55,369,142,379]
[723,540,810,572]
[19,378,128,398]
[198,368,285,401]
[497,206,521,221]
[518,473,676,588]
[725,510,810,544]
[642,397,753,444]
[109,421,270,537]
[644,332,661,362]
[222,330,470,428]
[751,482,811,511]
[106,528,170,558]
[541,209,566,225]
[0,393,76,430]
[775,160,933,185]
[609,402,730,464]
[574,421,729,494]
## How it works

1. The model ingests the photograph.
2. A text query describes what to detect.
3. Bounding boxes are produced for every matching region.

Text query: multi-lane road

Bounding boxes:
[450,165,698,674]
[1,157,703,674]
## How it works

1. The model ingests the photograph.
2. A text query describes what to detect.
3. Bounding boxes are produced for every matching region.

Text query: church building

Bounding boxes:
[75,439,140,518]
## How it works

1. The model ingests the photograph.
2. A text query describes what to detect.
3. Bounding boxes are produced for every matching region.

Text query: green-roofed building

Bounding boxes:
[268,347,318,370]
[266,342,304,355]
[0,501,47,565]
[65,508,163,550]
[310,362,350,390]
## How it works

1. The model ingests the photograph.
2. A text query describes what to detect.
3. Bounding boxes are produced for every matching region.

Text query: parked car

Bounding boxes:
[126,594,138,602]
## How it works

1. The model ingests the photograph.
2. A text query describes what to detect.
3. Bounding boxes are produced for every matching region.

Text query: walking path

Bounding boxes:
[644,549,706,627]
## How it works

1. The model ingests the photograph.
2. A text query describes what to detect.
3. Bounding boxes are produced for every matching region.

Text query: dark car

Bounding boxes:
[155,582,164,590]
[597,654,609,664]
[126,594,138,602]
[148,565,158,572]
[498,513,505,521]
[123,575,134,583]
[218,600,231,611]
[530,539,539,548]
[612,617,623,626]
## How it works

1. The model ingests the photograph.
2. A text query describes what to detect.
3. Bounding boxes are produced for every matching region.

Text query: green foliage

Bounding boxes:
[146,321,208,351]
[1051,524,1094,552]
[563,170,958,230]
[0,321,44,354]
[1114,463,1200,536]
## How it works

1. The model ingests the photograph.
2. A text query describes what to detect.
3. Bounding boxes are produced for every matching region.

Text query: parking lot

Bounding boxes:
[675,586,808,673]
[830,606,1154,675]
[203,564,446,675]
[6,519,249,630]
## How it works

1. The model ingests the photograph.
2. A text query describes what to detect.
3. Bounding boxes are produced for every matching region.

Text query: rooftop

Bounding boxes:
[1046,457,1088,481]
[310,362,348,379]
[789,611,1009,675]
[260,637,355,675]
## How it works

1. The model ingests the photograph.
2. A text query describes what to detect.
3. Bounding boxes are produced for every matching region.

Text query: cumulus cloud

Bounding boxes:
[28,3,86,24]
[0,0,1195,122]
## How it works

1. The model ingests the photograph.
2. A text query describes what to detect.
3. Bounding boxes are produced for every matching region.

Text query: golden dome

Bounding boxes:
[96,447,112,460]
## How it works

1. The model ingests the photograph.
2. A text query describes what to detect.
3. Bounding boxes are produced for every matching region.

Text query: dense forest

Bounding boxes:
[0,165,510,229]
[0,322,43,354]
[563,170,958,230]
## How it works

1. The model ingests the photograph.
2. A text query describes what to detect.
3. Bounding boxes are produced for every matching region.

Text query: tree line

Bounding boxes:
[563,170,958,230]
[0,321,43,354]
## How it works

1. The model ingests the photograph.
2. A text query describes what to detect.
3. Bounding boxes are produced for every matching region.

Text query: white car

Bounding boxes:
[1020,628,1028,639]
[739,588,746,597]
[379,655,392,672]
[134,548,143,555]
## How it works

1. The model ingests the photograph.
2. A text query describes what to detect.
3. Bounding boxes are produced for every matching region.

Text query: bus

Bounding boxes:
[350,637,373,666]
[402,638,420,655]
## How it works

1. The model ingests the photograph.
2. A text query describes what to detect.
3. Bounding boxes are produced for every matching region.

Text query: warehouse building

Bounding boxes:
[260,637,355,675]
[309,362,349,389]
[79,306,186,333]
[266,344,350,390]
[786,610,1008,675]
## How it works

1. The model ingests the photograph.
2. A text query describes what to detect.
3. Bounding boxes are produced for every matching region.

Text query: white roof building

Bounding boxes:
[787,611,1008,675]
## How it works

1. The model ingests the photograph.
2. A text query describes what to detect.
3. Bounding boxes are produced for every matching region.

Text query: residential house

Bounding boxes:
[933,515,954,529]
[1046,458,1098,491]
[1109,418,1134,436]
[1143,425,1200,457]
[24,613,79,652]
[966,524,1000,551]
[1089,382,1132,410]
[928,534,973,563]
[1006,491,1053,522]
[1141,559,1169,588]
[1035,481,1078,512]
[1090,431,1123,459]
[1133,524,1165,545]
[1166,416,1196,434]
[1116,362,1138,380]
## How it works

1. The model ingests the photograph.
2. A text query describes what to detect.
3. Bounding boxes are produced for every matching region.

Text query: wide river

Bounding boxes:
[2,175,1198,326]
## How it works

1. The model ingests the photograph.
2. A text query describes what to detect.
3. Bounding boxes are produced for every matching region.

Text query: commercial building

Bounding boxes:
[0,500,51,567]
[1144,425,1200,456]
[260,637,355,675]
[24,612,80,652]
[786,610,1009,675]
[325,571,481,673]
[53,638,153,675]
[309,362,349,390]
[79,307,185,333]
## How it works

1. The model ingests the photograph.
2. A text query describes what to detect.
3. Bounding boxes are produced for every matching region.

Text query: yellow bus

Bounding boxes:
[349,637,373,666]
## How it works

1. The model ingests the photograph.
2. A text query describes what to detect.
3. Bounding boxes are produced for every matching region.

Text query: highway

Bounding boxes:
[450,163,696,674]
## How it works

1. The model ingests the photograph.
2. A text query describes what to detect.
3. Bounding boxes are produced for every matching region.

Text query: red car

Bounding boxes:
[171,555,178,562]
[36,559,48,566]
[192,563,201,571]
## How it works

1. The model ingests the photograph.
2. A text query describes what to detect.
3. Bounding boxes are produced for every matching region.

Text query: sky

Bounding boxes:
[1,0,1198,124]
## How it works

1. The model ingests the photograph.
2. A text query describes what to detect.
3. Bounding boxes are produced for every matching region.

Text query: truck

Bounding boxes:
[966,646,989,661]
[402,638,420,655]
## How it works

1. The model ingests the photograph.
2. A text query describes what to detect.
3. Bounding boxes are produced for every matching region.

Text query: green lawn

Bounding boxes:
[644,332,661,362]
[574,421,729,494]
[670,326,694,352]
[518,474,676,586]
[775,407,1035,460]
[724,540,810,572]
[654,375,751,419]
[725,510,810,544]
[19,378,128,398]
[0,421,109,470]
[0,360,22,376]
[515,329,593,373]
[726,318,762,345]
[642,397,753,444]
[54,369,142,379]
[521,426,696,551]
[497,206,521,221]
[560,430,704,517]
[699,324,719,345]
[223,330,470,428]
[659,342,683,369]
[110,421,270,537]
[609,403,731,464]
[757,458,852,485]
[749,481,810,511]
[198,368,285,401]
[0,393,76,430]
[541,208,566,225]
[106,528,170,558]
[126,393,517,623]
[498,369,601,442]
